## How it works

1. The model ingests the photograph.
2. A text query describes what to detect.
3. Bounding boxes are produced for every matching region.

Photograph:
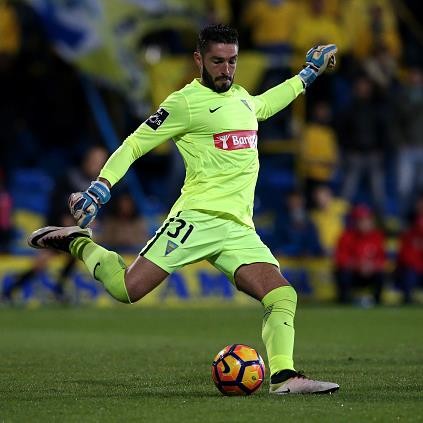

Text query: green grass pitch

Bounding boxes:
[1,305,422,422]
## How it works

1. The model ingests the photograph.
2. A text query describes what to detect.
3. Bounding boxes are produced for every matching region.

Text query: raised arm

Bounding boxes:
[252,44,337,121]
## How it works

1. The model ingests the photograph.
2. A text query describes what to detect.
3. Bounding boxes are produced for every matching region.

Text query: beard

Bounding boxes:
[202,66,233,93]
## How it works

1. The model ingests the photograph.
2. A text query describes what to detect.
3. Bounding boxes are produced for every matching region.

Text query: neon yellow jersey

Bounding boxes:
[100,76,304,228]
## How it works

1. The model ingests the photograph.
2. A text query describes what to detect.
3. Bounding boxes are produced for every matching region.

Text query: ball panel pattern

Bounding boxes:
[211,344,265,396]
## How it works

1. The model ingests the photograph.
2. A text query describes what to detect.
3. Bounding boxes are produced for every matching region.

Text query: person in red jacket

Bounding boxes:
[334,204,385,304]
[396,213,423,304]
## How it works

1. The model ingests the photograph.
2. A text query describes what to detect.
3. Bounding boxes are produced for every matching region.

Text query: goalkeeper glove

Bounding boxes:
[298,44,337,88]
[68,180,111,228]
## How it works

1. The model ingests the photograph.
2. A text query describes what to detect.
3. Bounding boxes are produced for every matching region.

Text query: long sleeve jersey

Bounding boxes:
[99,76,304,228]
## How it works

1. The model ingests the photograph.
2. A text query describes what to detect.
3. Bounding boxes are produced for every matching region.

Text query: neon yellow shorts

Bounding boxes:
[140,209,279,283]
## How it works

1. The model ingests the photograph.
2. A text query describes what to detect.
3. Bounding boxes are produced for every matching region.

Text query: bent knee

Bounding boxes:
[124,266,167,303]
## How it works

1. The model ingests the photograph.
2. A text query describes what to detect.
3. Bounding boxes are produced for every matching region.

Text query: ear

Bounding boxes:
[193,51,202,71]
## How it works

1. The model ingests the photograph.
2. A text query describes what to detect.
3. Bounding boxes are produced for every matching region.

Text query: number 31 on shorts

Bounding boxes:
[165,217,194,244]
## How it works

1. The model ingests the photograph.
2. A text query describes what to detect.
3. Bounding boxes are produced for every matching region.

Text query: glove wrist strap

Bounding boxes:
[298,66,317,88]
[87,180,111,205]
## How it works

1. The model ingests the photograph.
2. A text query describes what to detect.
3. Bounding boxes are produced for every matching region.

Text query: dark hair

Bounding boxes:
[196,24,238,55]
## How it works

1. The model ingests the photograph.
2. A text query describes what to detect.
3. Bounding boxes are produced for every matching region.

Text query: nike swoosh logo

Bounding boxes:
[209,106,222,113]
[29,228,58,247]
[93,262,101,280]
[221,358,231,374]
[284,322,293,328]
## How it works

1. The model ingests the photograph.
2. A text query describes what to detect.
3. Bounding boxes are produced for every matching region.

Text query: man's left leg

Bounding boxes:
[234,263,296,374]
[235,262,339,395]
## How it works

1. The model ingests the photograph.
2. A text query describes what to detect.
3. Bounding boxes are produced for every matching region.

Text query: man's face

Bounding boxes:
[357,216,374,233]
[194,43,238,93]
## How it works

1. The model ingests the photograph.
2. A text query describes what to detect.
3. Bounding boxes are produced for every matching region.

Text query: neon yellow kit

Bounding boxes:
[99,76,304,277]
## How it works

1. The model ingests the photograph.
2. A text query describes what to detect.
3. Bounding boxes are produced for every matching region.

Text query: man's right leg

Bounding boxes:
[28,226,168,303]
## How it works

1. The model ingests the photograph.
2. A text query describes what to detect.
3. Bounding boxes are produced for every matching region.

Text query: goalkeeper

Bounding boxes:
[29,24,339,395]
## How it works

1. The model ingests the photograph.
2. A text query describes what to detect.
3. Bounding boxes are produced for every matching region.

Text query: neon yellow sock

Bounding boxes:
[261,285,297,376]
[70,238,131,303]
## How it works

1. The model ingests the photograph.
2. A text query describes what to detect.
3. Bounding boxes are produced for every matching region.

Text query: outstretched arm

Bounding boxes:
[252,76,304,121]
[69,91,190,227]
[252,44,337,121]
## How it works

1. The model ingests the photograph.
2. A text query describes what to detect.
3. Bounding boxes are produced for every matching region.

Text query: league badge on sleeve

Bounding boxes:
[145,108,169,130]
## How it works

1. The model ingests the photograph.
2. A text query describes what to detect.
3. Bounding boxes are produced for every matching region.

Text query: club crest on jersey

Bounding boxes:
[213,130,257,150]
[145,108,169,130]
[165,240,179,255]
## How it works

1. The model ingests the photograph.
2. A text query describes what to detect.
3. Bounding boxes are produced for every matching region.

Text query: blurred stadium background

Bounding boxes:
[0,0,422,307]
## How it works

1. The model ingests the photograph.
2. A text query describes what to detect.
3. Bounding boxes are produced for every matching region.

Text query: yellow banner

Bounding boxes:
[0,255,337,306]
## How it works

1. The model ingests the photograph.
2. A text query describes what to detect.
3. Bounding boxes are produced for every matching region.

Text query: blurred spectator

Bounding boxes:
[394,194,423,303]
[299,101,339,207]
[395,211,423,304]
[207,0,232,24]
[273,190,323,257]
[393,66,423,220]
[310,185,349,254]
[343,0,402,61]
[334,204,386,304]
[293,0,349,57]
[242,0,301,64]
[97,192,148,252]
[48,146,109,226]
[337,75,386,217]
[317,0,343,18]
[362,45,398,93]
[0,169,13,252]
[293,0,347,112]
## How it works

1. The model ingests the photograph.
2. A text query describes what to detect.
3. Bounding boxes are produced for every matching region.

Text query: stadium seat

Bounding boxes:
[10,168,54,215]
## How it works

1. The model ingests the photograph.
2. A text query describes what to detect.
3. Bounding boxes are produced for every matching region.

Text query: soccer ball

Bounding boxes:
[211,344,265,396]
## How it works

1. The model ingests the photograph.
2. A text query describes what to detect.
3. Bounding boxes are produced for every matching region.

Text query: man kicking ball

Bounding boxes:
[29,24,339,395]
